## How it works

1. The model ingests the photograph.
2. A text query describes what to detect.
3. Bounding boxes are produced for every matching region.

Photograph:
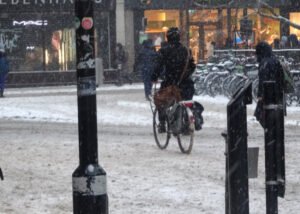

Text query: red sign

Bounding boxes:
[81,17,93,30]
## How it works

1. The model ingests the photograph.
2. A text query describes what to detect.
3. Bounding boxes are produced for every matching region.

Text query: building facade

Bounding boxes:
[2,0,300,86]
[123,0,300,63]
[1,0,116,86]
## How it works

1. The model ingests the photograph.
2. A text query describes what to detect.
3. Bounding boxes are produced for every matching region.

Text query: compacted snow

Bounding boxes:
[0,83,300,214]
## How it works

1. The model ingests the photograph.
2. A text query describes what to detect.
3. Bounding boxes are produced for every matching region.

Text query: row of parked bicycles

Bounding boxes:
[192,53,300,106]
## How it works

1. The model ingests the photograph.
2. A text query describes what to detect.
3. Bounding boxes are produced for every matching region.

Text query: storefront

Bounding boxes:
[0,0,116,86]
[126,0,300,62]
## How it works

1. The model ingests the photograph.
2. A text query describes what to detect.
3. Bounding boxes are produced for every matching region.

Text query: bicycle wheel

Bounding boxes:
[222,75,235,98]
[177,107,194,154]
[153,108,170,149]
[194,73,207,95]
[209,75,224,97]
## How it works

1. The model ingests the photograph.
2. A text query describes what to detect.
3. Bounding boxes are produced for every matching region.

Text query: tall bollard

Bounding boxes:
[221,131,229,214]
[0,167,3,180]
[72,0,108,213]
[226,81,252,214]
[263,81,285,214]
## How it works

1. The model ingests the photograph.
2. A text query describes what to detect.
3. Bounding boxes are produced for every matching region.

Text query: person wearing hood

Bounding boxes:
[0,44,9,97]
[254,41,284,127]
[151,27,196,132]
[135,39,159,100]
[152,27,196,100]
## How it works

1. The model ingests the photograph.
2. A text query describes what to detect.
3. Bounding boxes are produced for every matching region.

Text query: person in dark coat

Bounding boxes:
[151,27,196,132]
[136,39,159,100]
[0,44,9,97]
[115,43,128,69]
[115,43,132,85]
[254,41,284,127]
[152,27,196,100]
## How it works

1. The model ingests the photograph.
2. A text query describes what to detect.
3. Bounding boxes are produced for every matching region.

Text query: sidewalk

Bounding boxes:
[4,83,145,97]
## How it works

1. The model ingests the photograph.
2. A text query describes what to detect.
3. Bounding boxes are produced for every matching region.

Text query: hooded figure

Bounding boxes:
[254,41,284,127]
[255,41,283,98]
[152,27,196,100]
[135,39,159,100]
[0,44,9,97]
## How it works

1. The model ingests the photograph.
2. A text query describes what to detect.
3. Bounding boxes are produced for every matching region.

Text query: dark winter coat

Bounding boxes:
[115,43,128,70]
[0,52,9,74]
[136,45,159,81]
[256,42,284,100]
[151,41,196,100]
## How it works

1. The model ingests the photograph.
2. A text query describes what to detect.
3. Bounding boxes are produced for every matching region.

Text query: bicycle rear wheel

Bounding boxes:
[153,108,170,149]
[177,107,194,154]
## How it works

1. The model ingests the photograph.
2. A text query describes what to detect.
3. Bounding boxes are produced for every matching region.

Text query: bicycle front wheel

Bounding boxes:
[177,107,194,154]
[153,108,170,150]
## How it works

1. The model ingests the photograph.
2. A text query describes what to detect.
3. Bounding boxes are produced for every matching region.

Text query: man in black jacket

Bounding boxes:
[152,27,196,100]
[255,41,284,127]
[151,27,196,132]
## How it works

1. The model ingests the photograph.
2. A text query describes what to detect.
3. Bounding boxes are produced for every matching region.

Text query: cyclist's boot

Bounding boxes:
[158,122,166,133]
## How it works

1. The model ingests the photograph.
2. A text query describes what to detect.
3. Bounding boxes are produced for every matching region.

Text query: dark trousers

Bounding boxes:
[142,71,152,97]
[0,72,7,91]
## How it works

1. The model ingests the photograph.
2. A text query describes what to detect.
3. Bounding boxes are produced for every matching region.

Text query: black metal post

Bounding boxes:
[221,131,229,214]
[72,0,108,213]
[263,81,278,214]
[0,167,3,180]
[275,88,285,199]
[226,81,252,214]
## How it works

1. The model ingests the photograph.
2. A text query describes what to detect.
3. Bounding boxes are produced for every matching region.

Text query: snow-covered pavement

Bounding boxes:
[0,83,300,214]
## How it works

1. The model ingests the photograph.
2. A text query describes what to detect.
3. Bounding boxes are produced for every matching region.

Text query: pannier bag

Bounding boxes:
[192,101,204,130]
[168,103,183,135]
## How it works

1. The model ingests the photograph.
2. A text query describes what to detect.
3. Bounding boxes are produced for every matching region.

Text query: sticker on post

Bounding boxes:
[74,17,81,29]
[77,34,95,69]
[73,175,107,196]
[78,76,96,96]
[81,17,93,30]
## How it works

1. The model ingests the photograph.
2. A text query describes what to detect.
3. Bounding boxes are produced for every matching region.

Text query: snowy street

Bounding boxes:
[0,83,300,214]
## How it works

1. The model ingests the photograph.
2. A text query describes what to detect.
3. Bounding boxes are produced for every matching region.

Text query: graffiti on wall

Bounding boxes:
[0,29,22,53]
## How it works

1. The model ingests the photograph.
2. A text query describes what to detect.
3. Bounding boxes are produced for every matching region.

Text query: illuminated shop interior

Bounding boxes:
[144,8,282,61]
[290,12,300,40]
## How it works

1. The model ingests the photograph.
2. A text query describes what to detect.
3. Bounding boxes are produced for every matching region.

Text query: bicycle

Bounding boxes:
[149,84,195,154]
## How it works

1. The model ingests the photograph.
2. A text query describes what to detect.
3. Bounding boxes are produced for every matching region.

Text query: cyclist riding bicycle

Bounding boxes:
[151,27,196,133]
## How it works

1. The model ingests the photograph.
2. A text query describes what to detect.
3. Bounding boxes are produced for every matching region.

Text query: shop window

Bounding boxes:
[143,10,180,49]
[189,9,227,61]
[290,13,300,40]
[259,8,280,45]
[47,29,75,71]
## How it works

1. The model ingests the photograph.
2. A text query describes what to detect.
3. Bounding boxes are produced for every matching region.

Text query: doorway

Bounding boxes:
[190,22,218,62]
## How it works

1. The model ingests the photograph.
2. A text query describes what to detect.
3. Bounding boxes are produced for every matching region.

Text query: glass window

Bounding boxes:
[0,15,76,72]
[143,10,180,49]
[259,8,280,45]
[290,12,300,40]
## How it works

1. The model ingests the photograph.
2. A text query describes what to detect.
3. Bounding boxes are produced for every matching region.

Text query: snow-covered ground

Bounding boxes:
[0,83,300,214]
